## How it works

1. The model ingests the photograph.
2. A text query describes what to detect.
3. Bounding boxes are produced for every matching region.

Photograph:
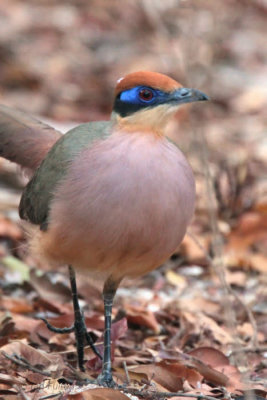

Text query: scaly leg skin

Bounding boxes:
[41,265,102,371]
[97,277,120,387]
[97,293,114,386]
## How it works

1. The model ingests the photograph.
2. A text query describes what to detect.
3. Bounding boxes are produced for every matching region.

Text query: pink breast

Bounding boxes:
[42,131,195,281]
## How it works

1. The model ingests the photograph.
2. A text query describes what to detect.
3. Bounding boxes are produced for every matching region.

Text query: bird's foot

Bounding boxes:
[40,317,75,334]
[40,315,102,366]
[97,372,116,388]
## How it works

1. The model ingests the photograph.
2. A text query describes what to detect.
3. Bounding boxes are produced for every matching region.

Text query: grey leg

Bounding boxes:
[42,265,102,371]
[97,277,120,387]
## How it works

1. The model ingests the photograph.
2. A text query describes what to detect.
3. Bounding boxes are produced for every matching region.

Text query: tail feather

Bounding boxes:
[0,105,62,171]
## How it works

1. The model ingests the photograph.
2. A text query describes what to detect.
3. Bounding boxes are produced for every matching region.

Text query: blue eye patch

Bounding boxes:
[114,85,173,117]
[119,86,168,105]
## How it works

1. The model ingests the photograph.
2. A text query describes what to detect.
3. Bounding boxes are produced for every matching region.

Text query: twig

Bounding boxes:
[125,388,218,400]
[227,285,259,348]
[187,231,213,264]
[2,352,51,377]
[150,394,217,400]
[13,384,31,400]
[39,394,62,400]
[187,230,259,349]
[195,128,253,381]
[123,360,130,385]
[229,346,267,355]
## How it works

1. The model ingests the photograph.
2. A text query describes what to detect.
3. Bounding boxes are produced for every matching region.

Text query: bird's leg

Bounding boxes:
[68,264,87,371]
[68,265,103,371]
[41,265,102,371]
[97,277,120,387]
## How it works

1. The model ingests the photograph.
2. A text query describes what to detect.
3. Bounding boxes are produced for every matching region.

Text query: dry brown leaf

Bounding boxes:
[30,269,72,304]
[178,296,220,314]
[0,372,24,385]
[224,270,247,286]
[181,311,233,345]
[188,346,229,368]
[126,305,160,333]
[130,359,202,392]
[130,362,183,392]
[227,211,267,253]
[10,314,41,333]
[179,233,210,263]
[249,254,267,273]
[114,367,148,385]
[0,215,23,240]
[0,341,65,378]
[0,296,33,314]
[185,349,249,393]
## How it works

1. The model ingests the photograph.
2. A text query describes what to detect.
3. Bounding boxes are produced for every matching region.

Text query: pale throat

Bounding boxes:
[111,104,179,135]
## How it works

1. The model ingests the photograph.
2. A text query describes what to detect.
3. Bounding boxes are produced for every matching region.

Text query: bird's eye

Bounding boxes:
[139,88,154,101]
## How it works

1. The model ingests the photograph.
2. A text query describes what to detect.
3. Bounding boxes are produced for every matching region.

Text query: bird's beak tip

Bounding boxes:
[172,88,210,105]
[200,93,210,101]
[191,89,210,102]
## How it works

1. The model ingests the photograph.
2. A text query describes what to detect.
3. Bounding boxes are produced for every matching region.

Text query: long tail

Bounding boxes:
[0,105,62,171]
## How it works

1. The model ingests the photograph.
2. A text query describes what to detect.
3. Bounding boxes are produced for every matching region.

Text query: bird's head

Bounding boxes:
[112,71,209,134]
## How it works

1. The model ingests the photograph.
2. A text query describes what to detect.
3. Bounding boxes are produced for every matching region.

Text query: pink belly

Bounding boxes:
[39,131,195,282]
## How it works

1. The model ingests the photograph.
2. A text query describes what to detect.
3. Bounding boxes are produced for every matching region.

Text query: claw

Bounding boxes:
[40,317,75,334]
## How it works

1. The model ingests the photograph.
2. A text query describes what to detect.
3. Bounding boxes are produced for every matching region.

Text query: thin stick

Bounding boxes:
[125,388,218,400]
[187,230,259,349]
[150,394,218,400]
[227,285,259,348]
[13,384,31,400]
[230,346,267,355]
[195,129,257,394]
[123,361,130,385]
[2,352,51,377]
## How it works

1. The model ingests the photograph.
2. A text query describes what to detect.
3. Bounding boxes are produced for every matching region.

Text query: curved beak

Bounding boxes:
[169,88,210,105]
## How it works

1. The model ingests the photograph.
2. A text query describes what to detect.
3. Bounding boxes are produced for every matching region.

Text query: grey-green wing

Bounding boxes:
[19,121,111,228]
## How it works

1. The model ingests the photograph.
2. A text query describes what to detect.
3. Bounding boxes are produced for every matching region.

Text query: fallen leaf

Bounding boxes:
[181,311,233,345]
[30,269,71,304]
[131,359,202,392]
[126,305,160,333]
[188,347,229,368]
[72,388,130,399]
[249,254,267,273]
[226,211,267,254]
[0,296,33,314]
[0,341,65,378]
[0,216,23,240]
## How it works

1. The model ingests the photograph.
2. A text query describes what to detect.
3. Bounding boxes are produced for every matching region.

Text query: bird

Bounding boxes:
[0,71,209,386]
